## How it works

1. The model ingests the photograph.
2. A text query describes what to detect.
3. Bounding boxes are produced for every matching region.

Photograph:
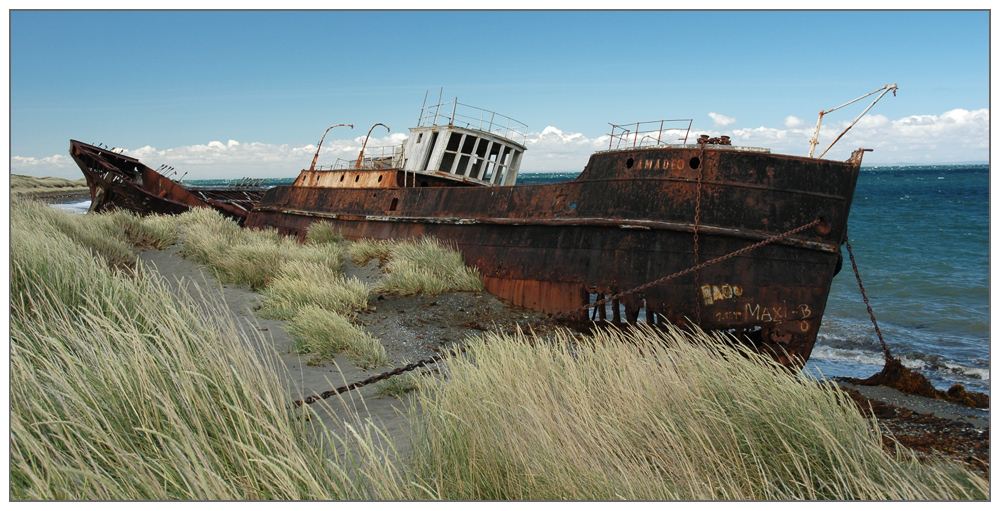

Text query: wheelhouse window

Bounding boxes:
[437,131,520,184]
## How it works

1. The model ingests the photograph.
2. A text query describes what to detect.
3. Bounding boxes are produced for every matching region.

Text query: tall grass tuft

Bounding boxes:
[294,241,345,274]
[305,220,344,245]
[177,208,343,290]
[374,374,421,399]
[407,325,988,500]
[136,213,181,248]
[348,238,393,267]
[372,237,483,296]
[286,305,387,368]
[258,261,370,320]
[10,200,412,500]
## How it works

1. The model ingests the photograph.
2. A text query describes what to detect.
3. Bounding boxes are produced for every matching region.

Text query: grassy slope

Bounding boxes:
[11,174,89,194]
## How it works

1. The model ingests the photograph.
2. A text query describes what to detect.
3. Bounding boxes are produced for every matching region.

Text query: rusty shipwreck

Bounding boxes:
[69,139,266,223]
[245,98,868,366]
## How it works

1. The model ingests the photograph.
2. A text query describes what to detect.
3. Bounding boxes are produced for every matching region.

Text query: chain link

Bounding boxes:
[292,218,823,408]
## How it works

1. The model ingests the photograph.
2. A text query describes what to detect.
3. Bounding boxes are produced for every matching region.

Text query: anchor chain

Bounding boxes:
[844,238,893,362]
[292,218,823,408]
[692,146,705,325]
[292,349,462,408]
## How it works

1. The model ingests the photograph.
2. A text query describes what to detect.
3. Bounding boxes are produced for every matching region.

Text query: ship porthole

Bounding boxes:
[378,175,383,182]
[340,175,345,182]
[355,175,360,182]
[690,157,701,169]
[569,202,577,210]
[389,198,399,211]
[626,158,634,169]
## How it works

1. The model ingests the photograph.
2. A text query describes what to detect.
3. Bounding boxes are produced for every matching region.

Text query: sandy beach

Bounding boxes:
[131,239,988,475]
[138,243,550,456]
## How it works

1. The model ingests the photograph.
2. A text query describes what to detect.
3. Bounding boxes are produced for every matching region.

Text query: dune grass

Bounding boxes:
[374,374,422,399]
[8,195,181,269]
[174,210,380,365]
[348,238,393,267]
[177,208,345,291]
[305,220,345,245]
[376,238,483,296]
[354,237,483,296]
[11,199,987,500]
[9,199,411,499]
[257,261,371,320]
[286,305,387,369]
[407,326,988,500]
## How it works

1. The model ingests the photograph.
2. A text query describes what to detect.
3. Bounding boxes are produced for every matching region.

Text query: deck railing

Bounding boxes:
[324,144,405,170]
[608,119,694,150]
[419,98,528,146]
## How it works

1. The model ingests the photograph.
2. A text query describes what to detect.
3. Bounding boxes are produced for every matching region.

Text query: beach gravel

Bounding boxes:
[138,244,989,476]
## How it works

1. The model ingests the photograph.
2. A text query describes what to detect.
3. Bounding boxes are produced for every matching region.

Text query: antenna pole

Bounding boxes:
[418,90,429,125]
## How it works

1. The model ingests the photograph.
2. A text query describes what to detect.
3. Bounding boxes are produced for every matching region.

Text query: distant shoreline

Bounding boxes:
[15,189,91,204]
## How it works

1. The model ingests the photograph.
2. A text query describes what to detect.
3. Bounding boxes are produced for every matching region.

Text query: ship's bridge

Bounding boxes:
[400,99,527,186]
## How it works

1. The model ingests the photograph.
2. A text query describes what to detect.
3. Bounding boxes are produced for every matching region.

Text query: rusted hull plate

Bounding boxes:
[247,145,862,366]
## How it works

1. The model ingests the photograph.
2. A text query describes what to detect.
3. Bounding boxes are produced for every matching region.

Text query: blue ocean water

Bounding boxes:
[806,166,990,395]
[519,168,991,395]
[57,168,990,395]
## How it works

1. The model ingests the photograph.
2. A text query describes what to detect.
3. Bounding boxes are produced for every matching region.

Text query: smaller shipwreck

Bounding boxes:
[68,140,266,224]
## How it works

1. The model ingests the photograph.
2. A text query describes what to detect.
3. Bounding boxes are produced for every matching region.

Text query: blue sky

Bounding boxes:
[8,10,991,180]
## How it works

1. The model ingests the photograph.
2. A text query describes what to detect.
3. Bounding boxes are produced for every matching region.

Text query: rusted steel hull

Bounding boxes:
[247,145,862,366]
[68,140,265,222]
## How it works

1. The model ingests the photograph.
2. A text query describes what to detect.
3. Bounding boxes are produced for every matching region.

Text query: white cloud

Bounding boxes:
[519,126,609,171]
[855,114,891,128]
[784,115,805,129]
[10,108,990,179]
[10,154,73,170]
[729,108,988,163]
[708,112,736,127]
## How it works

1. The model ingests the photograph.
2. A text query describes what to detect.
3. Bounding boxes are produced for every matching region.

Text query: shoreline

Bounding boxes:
[838,381,988,428]
[137,241,989,475]
[32,193,990,476]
